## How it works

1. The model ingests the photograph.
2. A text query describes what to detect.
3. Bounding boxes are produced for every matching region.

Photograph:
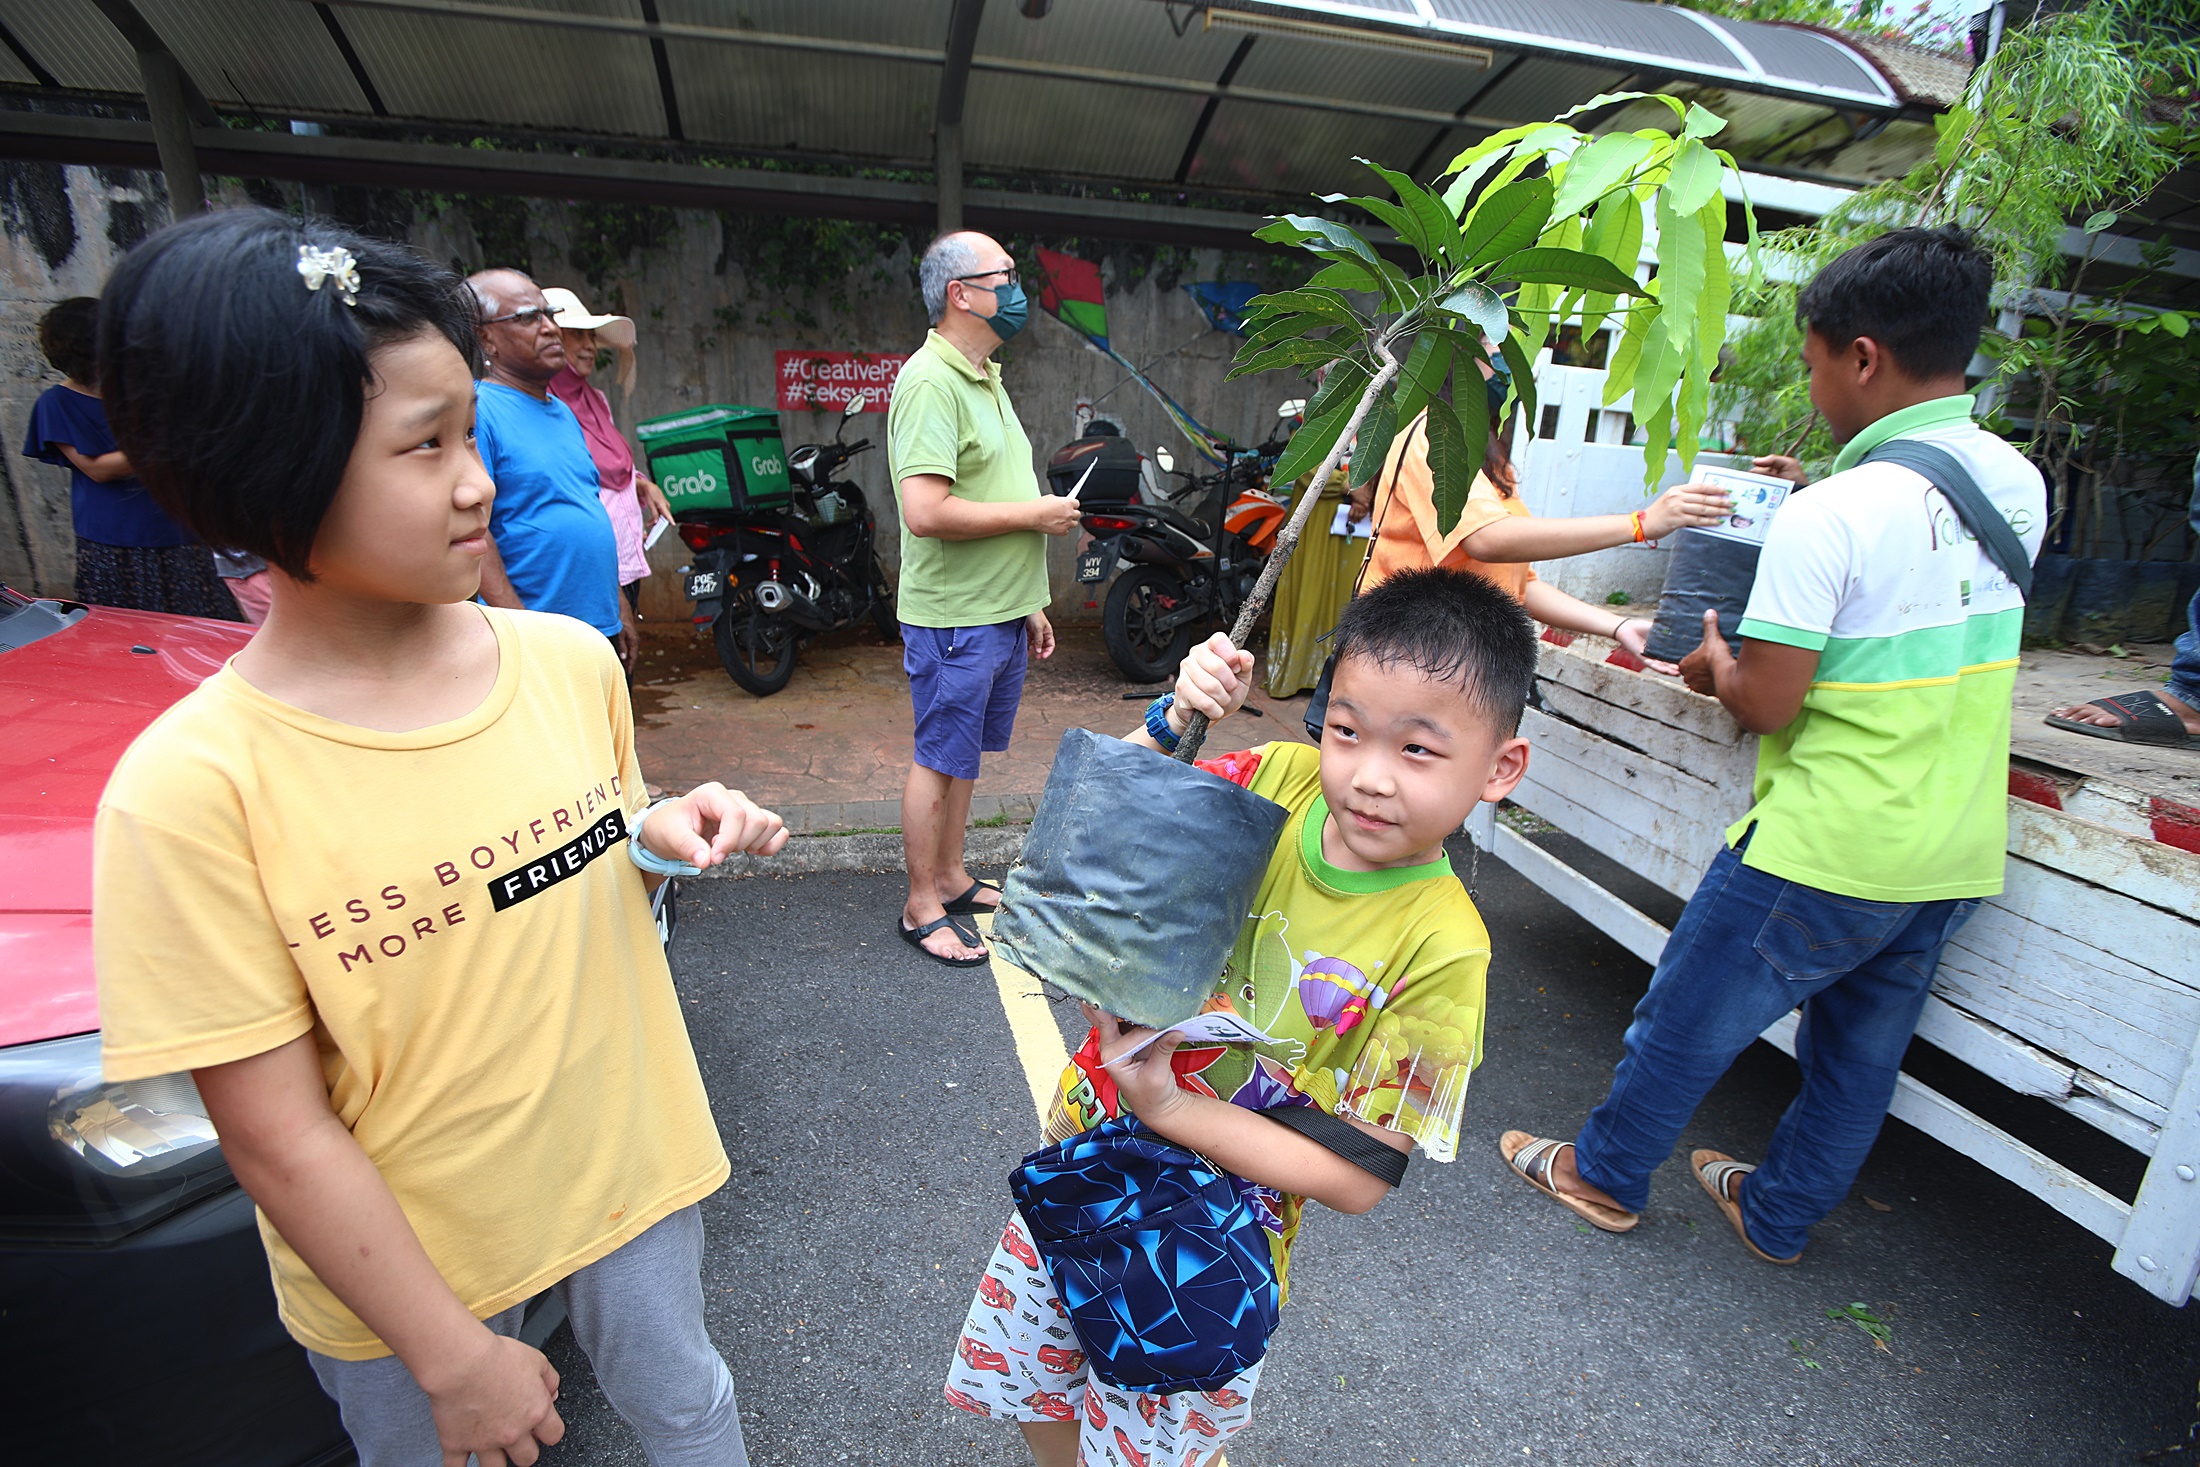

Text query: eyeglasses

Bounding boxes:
[951,270,1012,289]
[482,304,558,328]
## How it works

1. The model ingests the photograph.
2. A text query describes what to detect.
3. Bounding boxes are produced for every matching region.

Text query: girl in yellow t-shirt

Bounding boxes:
[92,209,786,1466]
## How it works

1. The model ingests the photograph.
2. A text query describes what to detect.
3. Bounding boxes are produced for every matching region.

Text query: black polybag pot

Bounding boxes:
[1643,529,1762,665]
[990,728,1290,1028]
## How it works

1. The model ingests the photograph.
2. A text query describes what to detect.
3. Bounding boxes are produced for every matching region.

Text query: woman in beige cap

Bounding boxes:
[545,286,672,615]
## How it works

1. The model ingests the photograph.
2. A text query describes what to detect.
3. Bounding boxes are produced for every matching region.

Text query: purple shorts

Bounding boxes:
[904,618,1029,781]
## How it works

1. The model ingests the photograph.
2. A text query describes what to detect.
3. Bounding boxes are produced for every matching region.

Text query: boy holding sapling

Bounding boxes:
[946,567,1536,1467]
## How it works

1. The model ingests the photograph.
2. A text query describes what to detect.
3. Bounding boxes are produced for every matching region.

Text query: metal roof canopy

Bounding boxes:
[1,0,1972,250]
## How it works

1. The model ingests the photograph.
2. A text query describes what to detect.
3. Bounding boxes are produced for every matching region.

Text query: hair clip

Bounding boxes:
[296,244,361,306]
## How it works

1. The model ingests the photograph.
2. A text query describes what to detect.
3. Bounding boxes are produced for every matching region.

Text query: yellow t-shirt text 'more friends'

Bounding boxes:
[94,608,728,1360]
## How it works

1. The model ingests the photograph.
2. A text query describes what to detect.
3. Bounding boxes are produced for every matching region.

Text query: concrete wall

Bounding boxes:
[0,163,1301,624]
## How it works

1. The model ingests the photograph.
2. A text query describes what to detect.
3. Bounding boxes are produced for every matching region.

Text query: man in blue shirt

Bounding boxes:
[466,270,628,661]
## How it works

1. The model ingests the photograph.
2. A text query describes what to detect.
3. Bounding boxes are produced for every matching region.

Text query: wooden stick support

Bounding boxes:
[1172,347,1403,764]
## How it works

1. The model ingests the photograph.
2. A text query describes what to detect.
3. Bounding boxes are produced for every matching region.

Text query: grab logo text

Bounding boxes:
[666,470,720,498]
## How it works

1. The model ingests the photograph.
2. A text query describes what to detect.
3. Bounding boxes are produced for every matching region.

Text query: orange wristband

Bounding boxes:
[1630,510,1648,544]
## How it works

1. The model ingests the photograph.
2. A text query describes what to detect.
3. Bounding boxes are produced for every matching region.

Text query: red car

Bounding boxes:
[0,587,641,1464]
[958,1335,1012,1377]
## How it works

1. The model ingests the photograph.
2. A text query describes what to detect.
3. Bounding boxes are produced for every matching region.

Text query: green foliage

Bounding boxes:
[1231,91,1756,533]
[1713,0,2200,482]
[567,201,681,294]
[1670,0,1967,47]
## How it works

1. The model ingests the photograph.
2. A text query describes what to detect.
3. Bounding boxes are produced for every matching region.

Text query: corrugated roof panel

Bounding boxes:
[1710,18,1889,95]
[979,0,1244,84]
[657,0,949,48]
[135,0,370,115]
[1467,53,1629,126]
[336,0,666,136]
[1424,0,1740,70]
[962,71,1208,182]
[0,0,140,93]
[1232,30,1498,115]
[0,39,33,87]
[665,48,935,160]
[1696,15,1889,97]
[1188,98,1430,198]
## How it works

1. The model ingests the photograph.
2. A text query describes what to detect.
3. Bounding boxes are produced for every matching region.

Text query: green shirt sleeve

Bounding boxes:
[888,377,962,485]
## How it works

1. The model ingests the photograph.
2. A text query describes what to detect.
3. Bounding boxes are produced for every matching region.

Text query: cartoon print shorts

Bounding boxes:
[945,1211,1261,1467]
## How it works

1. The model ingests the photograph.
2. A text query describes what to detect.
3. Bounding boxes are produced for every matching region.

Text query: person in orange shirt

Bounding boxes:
[1352,354,1735,659]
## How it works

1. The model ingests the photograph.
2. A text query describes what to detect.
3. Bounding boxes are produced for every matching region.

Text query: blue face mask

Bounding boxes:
[983,277,1030,342]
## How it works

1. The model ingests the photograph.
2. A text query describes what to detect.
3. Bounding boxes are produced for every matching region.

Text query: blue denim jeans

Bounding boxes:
[2170,587,2199,713]
[1573,839,1979,1260]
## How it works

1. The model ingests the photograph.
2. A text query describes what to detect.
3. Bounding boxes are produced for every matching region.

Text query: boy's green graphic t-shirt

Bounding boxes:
[1027,741,1491,1300]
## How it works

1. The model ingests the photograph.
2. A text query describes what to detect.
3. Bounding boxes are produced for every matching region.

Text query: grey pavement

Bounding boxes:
[536,849,2200,1466]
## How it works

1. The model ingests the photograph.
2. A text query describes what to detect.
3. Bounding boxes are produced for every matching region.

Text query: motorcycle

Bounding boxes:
[1053,404,1302,683]
[677,394,896,696]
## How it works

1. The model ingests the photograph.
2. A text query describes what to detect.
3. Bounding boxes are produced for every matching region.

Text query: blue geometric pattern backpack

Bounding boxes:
[1008,1115,1280,1394]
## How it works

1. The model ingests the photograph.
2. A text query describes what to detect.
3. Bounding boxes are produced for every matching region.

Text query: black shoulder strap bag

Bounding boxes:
[1857,439,2035,600]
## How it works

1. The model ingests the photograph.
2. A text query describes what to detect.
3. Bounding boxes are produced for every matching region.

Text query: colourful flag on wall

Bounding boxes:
[1036,248,1110,349]
[1034,247,1232,468]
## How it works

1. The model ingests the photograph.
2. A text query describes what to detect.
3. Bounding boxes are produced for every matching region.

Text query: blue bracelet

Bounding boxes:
[1145,693,1181,753]
[627,800,704,877]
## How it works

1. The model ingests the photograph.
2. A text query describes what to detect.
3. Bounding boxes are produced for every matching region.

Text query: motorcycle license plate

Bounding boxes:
[685,570,720,600]
[1075,549,1109,583]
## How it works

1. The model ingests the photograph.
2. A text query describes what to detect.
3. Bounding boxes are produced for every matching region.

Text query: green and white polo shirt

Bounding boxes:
[1728,396,2047,902]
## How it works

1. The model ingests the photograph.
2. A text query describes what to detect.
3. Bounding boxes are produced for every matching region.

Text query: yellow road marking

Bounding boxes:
[974,912,1070,1126]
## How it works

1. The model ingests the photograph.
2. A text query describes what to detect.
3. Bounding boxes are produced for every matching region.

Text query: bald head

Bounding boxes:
[467,268,564,393]
[919,231,1008,323]
[466,268,535,323]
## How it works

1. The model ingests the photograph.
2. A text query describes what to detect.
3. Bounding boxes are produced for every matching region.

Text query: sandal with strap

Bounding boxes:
[1499,1130,1639,1233]
[943,879,1003,916]
[2044,691,2198,749]
[898,912,989,968]
[1691,1149,1802,1264]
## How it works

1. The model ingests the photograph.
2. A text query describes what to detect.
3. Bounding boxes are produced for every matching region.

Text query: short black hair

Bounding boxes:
[1796,227,1991,381]
[38,297,100,383]
[99,208,480,577]
[1330,567,1538,735]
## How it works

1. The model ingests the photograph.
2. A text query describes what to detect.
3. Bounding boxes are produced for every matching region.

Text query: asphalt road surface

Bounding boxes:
[534,845,2200,1467]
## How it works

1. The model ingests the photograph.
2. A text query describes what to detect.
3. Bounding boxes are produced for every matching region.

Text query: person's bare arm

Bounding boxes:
[898,473,1082,541]
[1520,581,1675,667]
[1458,482,1732,563]
[193,1035,563,1467]
[1677,609,1820,734]
[55,443,136,484]
[476,536,524,610]
[1090,1009,1407,1214]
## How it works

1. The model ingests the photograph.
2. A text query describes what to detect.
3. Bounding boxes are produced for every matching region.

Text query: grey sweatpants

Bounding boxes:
[308,1205,747,1467]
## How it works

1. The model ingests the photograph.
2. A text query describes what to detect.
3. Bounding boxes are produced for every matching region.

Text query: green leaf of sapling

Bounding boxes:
[1492,247,1646,295]
[1662,137,1727,216]
[1269,401,1353,486]
[1550,132,1657,220]
[1682,103,1728,140]
[1393,330,1455,427]
[1457,176,1555,271]
[2083,210,2118,234]
[1441,281,1510,343]
[1348,384,1400,487]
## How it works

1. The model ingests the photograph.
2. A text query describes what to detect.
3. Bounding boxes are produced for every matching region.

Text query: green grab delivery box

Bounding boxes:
[637,404,791,513]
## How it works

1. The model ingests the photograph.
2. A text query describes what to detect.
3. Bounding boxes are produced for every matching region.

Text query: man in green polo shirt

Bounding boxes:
[888,231,1083,966]
[1501,228,2046,1263]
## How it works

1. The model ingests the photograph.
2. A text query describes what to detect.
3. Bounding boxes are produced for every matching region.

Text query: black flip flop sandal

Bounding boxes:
[943,879,1002,916]
[899,913,989,967]
[2044,691,2198,749]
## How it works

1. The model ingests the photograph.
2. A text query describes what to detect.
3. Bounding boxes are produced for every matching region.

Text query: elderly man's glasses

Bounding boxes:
[482,304,557,328]
[952,270,1012,288]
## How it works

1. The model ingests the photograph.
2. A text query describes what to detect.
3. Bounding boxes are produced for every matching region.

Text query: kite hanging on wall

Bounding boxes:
[1034,247,1232,468]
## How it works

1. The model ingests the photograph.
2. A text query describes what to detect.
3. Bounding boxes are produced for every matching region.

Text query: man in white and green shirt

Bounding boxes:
[1503,228,2046,1264]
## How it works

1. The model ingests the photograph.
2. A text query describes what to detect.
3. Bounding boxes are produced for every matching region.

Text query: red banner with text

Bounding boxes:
[776,350,908,413]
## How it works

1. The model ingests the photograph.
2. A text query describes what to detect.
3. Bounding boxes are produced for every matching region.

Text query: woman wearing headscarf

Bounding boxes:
[544,287,672,615]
